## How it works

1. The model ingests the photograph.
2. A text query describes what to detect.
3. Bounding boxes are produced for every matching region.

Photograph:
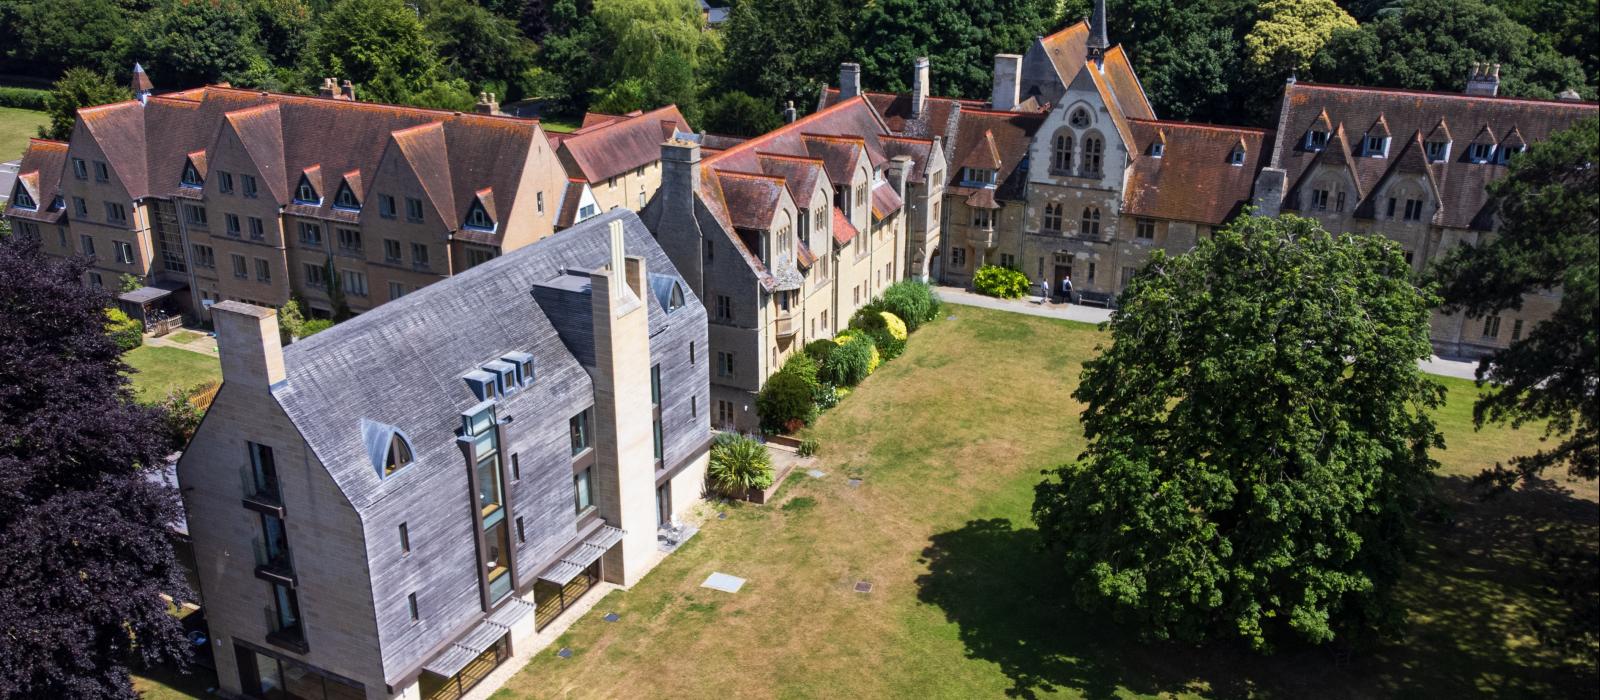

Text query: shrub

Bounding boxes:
[973,264,1031,299]
[881,280,941,331]
[804,338,838,366]
[824,333,875,386]
[850,309,908,360]
[777,351,819,390]
[0,86,49,110]
[812,382,840,411]
[277,298,307,341]
[105,308,143,351]
[756,371,817,434]
[708,433,774,494]
[158,385,206,446]
[797,437,819,457]
[300,318,334,336]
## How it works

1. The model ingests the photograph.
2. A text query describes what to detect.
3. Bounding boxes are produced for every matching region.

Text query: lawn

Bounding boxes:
[0,106,48,162]
[540,118,580,134]
[123,345,221,403]
[496,305,1596,699]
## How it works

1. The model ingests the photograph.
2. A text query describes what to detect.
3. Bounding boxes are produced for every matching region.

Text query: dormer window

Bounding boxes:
[465,202,494,230]
[502,352,534,386]
[961,168,996,187]
[295,177,319,204]
[384,434,413,476]
[484,361,517,396]
[1467,143,1494,163]
[1069,108,1090,128]
[1150,143,1164,158]
[1425,141,1450,162]
[1363,135,1388,157]
[464,370,498,401]
[181,161,203,188]
[669,282,686,311]
[1498,144,1525,163]
[1305,131,1329,151]
[10,184,35,210]
[334,183,360,210]
[1228,147,1246,166]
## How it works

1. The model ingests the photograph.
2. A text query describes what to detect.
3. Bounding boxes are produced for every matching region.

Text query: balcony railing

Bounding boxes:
[253,536,297,586]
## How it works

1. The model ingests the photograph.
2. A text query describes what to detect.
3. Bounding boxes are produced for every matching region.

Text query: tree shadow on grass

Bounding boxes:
[916,477,1598,699]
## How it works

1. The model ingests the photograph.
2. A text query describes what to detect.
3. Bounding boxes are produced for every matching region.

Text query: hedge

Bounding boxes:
[849,307,908,361]
[823,332,875,386]
[0,86,48,111]
[972,264,1031,299]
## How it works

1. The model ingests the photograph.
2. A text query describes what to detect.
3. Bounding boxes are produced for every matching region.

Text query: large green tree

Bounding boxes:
[0,0,130,77]
[720,0,859,107]
[1311,0,1592,100]
[39,69,131,141]
[1111,0,1247,122]
[119,0,277,90]
[307,0,471,107]
[1244,0,1356,75]
[1430,117,1598,488]
[422,0,537,99]
[1033,214,1443,650]
[852,0,1060,99]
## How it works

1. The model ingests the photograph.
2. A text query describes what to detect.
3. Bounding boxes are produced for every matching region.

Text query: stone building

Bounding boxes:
[548,106,694,230]
[177,209,709,700]
[640,96,944,431]
[4,67,569,322]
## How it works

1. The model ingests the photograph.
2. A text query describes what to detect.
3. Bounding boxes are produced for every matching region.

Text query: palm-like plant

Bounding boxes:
[708,433,775,495]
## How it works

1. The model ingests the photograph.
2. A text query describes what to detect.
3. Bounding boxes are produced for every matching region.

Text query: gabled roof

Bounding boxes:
[831,206,858,245]
[1124,120,1272,225]
[554,105,692,184]
[802,134,870,183]
[870,183,903,220]
[1358,133,1442,219]
[755,154,825,208]
[5,139,68,223]
[1425,118,1452,143]
[957,130,1002,170]
[714,171,785,231]
[943,108,1044,201]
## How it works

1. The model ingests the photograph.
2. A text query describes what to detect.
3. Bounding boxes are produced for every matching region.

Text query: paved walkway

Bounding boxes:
[936,285,1481,381]
[144,328,219,356]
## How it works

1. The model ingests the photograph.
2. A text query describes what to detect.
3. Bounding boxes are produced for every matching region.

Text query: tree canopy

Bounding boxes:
[1033,214,1443,650]
[39,68,131,142]
[720,0,857,106]
[1430,116,1599,488]
[1244,0,1356,74]
[0,235,192,698]
[852,0,1061,99]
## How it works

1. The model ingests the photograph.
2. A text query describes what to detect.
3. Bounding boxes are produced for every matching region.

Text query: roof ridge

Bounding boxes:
[800,132,867,144]
[1291,81,1599,108]
[717,169,787,183]
[701,96,871,167]
[755,152,825,164]
[196,85,546,125]
[1128,118,1272,133]
[26,138,69,149]
[881,134,936,144]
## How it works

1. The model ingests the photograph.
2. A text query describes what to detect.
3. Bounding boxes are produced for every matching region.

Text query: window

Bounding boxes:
[1150,142,1164,158]
[115,241,134,265]
[1079,207,1101,237]
[181,161,202,187]
[256,258,271,283]
[716,351,735,378]
[1051,134,1073,172]
[999,253,1015,269]
[1482,315,1501,339]
[411,243,430,269]
[972,209,993,229]
[1386,197,1397,219]
[1499,144,1526,162]
[714,294,733,322]
[467,248,495,268]
[385,434,412,475]
[574,467,593,513]
[191,244,215,268]
[1363,135,1387,157]
[232,254,247,278]
[570,411,590,455]
[405,197,424,221]
[536,191,544,214]
[88,271,103,288]
[378,194,396,218]
[1305,131,1329,150]
[653,415,664,462]
[183,204,207,226]
[690,342,695,365]
[961,168,996,186]
[298,222,323,247]
[295,177,318,203]
[1336,190,1346,212]
[80,235,96,257]
[1229,147,1246,165]
[408,593,419,621]
[1467,143,1494,163]
[304,263,327,289]
[639,191,647,208]
[334,184,359,209]
[106,202,127,224]
[1136,219,1155,240]
[242,174,258,198]
[219,172,234,194]
[1042,203,1062,232]
[342,270,368,297]
[383,239,402,263]
[1069,108,1090,128]
[93,161,109,181]
[579,203,598,219]
[225,213,241,237]
[269,583,302,642]
[950,247,966,269]
[1310,189,1330,211]
[72,158,88,179]
[516,516,526,543]
[399,522,410,554]
[716,399,735,428]
[1404,250,1415,266]
[466,203,493,229]
[1404,199,1424,221]
[691,396,697,418]
[1087,262,1096,282]
[1082,136,1103,175]
[1121,266,1136,289]
[73,197,87,216]
[1511,319,1524,341]
[388,282,406,300]
[651,364,661,405]
[336,228,362,254]
[1426,141,1449,162]
[248,217,265,241]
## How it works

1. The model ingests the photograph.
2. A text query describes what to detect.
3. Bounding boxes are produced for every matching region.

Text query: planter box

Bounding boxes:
[728,458,797,505]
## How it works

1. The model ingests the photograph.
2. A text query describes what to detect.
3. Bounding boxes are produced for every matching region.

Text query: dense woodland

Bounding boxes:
[0,0,1594,134]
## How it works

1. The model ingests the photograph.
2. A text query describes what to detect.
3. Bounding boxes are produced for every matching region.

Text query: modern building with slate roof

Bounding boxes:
[176,209,710,700]
[3,66,570,326]
[812,2,1594,356]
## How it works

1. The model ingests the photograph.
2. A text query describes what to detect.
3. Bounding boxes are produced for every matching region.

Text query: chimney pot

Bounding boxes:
[1465,61,1500,96]
[340,79,356,100]
[783,100,797,123]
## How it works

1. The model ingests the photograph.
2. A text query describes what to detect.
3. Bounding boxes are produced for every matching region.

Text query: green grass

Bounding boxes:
[540,118,580,134]
[165,330,205,344]
[123,345,221,403]
[497,305,1595,699]
[0,106,47,162]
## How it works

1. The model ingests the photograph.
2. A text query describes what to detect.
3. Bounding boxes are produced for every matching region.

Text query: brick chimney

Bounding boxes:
[840,62,862,100]
[888,155,912,199]
[656,137,706,296]
[991,54,1022,111]
[212,301,285,391]
[911,57,930,119]
[1465,63,1500,96]
[474,92,500,115]
[318,77,337,98]
[340,79,356,100]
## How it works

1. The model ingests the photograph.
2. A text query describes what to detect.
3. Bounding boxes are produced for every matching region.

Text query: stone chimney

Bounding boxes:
[1086,0,1108,64]
[783,100,797,123]
[131,63,153,105]
[991,54,1022,111]
[212,301,285,391]
[1251,167,1287,217]
[1465,63,1500,96]
[589,218,655,587]
[840,62,862,100]
[656,137,706,295]
[318,78,338,98]
[340,79,356,100]
[911,57,930,119]
[888,155,912,199]
[1558,88,1582,101]
[474,92,500,115]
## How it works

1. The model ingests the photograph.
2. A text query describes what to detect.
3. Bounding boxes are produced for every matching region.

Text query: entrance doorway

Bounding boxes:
[656,482,673,527]
[1053,259,1074,302]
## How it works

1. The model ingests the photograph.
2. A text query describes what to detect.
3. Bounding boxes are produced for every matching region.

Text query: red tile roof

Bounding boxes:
[6,139,68,223]
[554,105,692,183]
[1125,119,1272,224]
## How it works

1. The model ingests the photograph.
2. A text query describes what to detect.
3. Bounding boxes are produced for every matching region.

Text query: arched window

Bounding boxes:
[1082,136,1104,176]
[669,282,686,311]
[384,434,413,476]
[1051,134,1073,173]
[1042,203,1062,232]
[1080,207,1101,237]
[1070,108,1091,128]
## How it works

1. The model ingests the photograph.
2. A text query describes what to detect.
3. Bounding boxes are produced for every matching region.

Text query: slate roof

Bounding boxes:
[6,139,68,223]
[1273,81,1597,229]
[29,85,547,245]
[1124,119,1272,224]
[270,209,698,511]
[553,105,692,184]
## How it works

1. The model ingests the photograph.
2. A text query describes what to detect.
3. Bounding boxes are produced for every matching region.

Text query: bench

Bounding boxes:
[1075,291,1115,308]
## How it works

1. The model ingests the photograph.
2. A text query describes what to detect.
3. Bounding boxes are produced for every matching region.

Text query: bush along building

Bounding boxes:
[4,67,570,323]
[640,94,944,432]
[176,209,710,700]
[815,1,1595,356]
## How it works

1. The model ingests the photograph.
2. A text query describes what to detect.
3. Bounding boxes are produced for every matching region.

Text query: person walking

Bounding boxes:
[1061,274,1074,305]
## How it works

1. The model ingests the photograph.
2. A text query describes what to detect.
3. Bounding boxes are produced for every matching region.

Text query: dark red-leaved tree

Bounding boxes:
[0,234,192,698]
